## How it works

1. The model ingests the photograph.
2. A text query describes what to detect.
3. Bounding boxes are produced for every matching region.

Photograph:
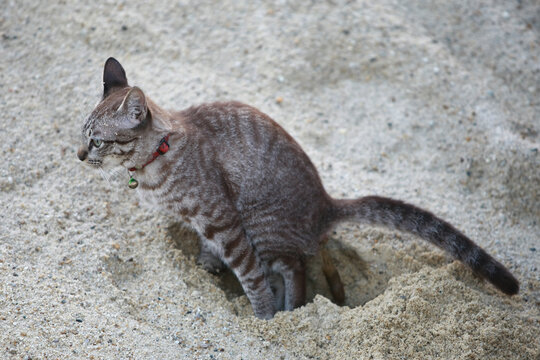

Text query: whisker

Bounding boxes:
[101,166,125,186]
[108,167,125,181]
[99,167,112,187]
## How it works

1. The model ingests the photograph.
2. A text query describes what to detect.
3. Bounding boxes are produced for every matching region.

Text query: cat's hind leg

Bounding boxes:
[271,257,306,311]
[268,273,285,311]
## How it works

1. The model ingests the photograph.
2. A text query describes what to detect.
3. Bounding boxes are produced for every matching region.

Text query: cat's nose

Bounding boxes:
[77,146,88,161]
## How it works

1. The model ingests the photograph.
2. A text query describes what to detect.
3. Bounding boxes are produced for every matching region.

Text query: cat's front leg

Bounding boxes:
[197,240,226,274]
[202,215,276,319]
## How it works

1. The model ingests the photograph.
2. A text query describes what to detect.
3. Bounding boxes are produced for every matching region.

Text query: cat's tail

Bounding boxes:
[332,196,519,295]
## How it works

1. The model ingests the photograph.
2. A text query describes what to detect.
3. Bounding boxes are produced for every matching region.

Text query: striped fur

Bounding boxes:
[78,58,519,319]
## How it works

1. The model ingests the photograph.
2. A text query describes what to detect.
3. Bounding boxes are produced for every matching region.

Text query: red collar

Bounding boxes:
[128,134,170,172]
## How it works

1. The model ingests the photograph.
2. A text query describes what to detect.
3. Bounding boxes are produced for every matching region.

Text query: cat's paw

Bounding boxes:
[197,252,226,274]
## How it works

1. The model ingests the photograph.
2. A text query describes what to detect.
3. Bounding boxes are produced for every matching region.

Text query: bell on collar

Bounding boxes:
[128,177,139,189]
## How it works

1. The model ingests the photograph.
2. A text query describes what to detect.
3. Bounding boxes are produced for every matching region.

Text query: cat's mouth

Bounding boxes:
[87,159,103,167]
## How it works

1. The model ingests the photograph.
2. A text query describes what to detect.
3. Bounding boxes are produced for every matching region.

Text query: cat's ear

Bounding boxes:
[103,57,128,97]
[118,86,147,129]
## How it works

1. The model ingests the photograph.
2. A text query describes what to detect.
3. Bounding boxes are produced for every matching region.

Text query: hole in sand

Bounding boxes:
[167,222,403,310]
[306,239,392,308]
[167,222,246,301]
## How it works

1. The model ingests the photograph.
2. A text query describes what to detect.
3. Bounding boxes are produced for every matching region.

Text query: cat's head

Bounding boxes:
[77,58,154,170]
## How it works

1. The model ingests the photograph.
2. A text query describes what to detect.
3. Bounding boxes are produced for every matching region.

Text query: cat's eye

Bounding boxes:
[92,139,102,148]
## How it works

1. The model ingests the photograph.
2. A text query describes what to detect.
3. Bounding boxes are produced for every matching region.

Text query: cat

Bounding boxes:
[77,58,519,319]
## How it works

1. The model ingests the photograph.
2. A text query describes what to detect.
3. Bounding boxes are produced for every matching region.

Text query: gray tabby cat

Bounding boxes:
[77,58,519,319]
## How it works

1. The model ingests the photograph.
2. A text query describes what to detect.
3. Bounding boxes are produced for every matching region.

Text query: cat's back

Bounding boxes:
[176,101,305,163]
[176,101,329,209]
[177,101,291,143]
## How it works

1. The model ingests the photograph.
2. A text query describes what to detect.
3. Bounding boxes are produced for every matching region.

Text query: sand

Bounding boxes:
[1,0,539,359]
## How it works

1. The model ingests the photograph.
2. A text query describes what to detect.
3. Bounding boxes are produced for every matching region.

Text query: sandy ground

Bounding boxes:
[1,0,539,359]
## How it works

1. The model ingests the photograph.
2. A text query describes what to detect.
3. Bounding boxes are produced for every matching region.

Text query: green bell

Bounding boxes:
[128,177,139,189]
